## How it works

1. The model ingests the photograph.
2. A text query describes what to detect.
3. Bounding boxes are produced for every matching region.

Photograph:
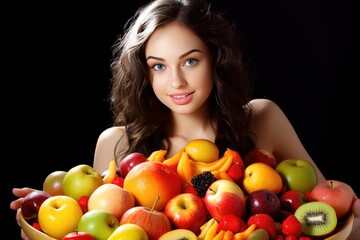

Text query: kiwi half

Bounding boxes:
[294,201,337,236]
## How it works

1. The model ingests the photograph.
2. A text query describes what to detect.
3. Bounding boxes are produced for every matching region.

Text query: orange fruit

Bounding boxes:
[242,162,283,195]
[185,139,219,163]
[123,161,181,211]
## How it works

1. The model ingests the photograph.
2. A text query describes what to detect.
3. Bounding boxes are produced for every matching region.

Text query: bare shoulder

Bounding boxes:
[97,126,127,141]
[247,98,294,151]
[93,126,128,174]
[248,98,281,115]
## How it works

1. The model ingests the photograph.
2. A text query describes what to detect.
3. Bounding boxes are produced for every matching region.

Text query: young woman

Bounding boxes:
[11,0,359,239]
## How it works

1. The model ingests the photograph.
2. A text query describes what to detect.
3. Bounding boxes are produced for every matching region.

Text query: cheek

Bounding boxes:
[150,76,166,98]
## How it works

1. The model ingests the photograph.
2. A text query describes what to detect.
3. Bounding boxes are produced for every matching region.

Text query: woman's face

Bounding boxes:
[145,22,213,115]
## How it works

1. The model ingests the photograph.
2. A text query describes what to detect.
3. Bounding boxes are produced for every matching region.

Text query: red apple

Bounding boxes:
[120,203,171,240]
[21,190,51,220]
[63,231,95,240]
[245,148,277,168]
[164,193,207,235]
[203,179,246,222]
[279,190,307,213]
[119,152,148,177]
[310,179,354,219]
[246,189,281,219]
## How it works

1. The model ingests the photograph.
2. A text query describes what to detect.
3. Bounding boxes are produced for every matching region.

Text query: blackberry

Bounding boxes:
[191,171,217,197]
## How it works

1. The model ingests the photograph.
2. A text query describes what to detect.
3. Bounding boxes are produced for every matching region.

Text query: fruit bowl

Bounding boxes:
[19,209,354,240]
[325,212,354,240]
[19,210,56,240]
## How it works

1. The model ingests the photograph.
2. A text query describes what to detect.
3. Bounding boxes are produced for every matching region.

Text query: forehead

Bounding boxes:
[145,22,208,57]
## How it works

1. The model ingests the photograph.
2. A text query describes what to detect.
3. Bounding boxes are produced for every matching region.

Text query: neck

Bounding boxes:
[167,106,216,143]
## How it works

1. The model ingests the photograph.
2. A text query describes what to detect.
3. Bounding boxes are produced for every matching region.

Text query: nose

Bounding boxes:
[170,67,187,88]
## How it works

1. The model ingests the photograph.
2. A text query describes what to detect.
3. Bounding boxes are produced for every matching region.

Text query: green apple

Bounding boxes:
[38,195,83,239]
[77,210,119,240]
[108,223,149,240]
[88,183,135,220]
[275,159,318,193]
[62,164,103,200]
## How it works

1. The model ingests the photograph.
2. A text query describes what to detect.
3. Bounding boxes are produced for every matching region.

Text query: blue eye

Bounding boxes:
[184,59,197,66]
[153,64,165,71]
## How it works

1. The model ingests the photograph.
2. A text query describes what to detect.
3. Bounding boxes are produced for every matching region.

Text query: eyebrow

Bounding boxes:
[146,49,202,61]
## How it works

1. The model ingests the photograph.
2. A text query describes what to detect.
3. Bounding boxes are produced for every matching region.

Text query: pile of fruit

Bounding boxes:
[21,139,354,240]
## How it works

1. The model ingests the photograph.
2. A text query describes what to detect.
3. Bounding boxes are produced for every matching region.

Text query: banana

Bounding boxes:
[213,230,225,240]
[223,230,234,240]
[198,218,216,239]
[163,147,184,165]
[211,170,234,182]
[102,160,117,184]
[203,219,219,240]
[217,154,233,172]
[147,149,167,162]
[233,223,256,240]
[190,153,231,174]
[177,152,195,185]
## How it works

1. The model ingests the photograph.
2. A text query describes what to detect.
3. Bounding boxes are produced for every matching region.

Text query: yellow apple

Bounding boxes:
[108,223,149,240]
[88,183,135,220]
[242,162,283,195]
[38,195,83,239]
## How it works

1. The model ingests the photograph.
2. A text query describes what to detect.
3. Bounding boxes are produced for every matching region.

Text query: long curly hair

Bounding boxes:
[109,0,254,161]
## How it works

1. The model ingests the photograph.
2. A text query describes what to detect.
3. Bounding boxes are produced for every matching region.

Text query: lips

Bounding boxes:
[170,92,194,105]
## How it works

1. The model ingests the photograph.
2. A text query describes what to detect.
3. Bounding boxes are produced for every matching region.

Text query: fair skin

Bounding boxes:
[11,20,359,240]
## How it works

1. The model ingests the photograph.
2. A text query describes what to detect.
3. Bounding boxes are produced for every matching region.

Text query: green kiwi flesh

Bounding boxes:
[294,201,337,236]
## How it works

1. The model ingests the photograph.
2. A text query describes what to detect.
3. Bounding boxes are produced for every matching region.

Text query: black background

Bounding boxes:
[4,1,358,238]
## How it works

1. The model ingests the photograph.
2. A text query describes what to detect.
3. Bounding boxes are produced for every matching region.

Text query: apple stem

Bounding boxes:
[151,195,160,212]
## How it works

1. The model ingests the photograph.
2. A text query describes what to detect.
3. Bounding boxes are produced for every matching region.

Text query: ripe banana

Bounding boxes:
[102,160,117,184]
[163,147,184,165]
[203,219,219,240]
[223,230,234,240]
[176,152,195,185]
[211,170,234,182]
[198,218,216,240]
[190,154,232,174]
[233,223,256,240]
[147,149,167,162]
[213,230,225,240]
